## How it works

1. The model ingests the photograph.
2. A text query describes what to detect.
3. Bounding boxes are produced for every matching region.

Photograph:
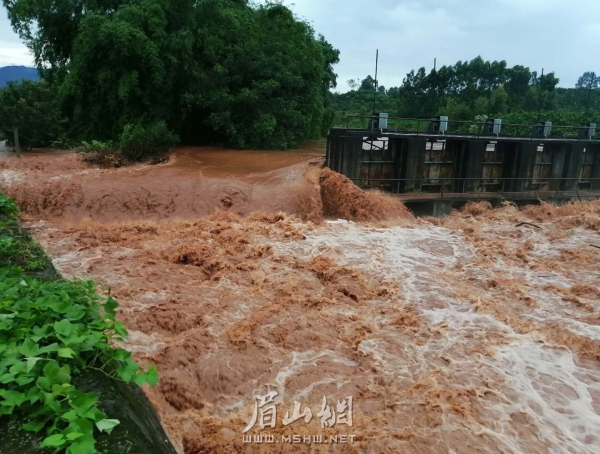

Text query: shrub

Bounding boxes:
[80,140,114,153]
[79,141,126,168]
[50,138,77,150]
[119,121,178,162]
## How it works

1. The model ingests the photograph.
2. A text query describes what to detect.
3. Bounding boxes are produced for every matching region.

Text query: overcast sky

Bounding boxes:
[0,8,33,68]
[2,0,599,91]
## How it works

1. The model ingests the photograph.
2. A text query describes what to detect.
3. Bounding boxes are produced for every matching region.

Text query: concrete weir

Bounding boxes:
[326,117,600,216]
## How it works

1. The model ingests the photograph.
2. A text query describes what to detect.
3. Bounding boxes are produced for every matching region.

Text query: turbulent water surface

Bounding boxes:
[1,147,600,453]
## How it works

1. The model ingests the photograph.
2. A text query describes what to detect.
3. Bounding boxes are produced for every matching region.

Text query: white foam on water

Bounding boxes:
[272,221,600,452]
[490,341,600,453]
[125,330,166,355]
[273,350,359,399]
[0,169,25,187]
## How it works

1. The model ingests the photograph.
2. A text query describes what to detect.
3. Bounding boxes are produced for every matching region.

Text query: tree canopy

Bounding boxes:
[3,0,340,149]
[576,71,599,90]
[333,57,599,128]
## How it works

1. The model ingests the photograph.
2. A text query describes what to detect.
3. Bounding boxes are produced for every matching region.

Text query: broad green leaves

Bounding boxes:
[95,419,120,435]
[19,338,39,356]
[0,263,159,453]
[54,319,73,337]
[0,389,27,406]
[58,347,76,358]
[41,433,67,448]
[134,366,159,387]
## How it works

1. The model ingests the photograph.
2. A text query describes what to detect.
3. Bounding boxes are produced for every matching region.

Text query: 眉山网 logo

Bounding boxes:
[242,391,356,445]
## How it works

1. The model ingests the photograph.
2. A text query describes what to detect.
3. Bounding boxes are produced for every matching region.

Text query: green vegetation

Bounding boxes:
[0,195,49,274]
[2,0,339,150]
[0,195,19,217]
[50,138,78,150]
[78,141,125,168]
[119,120,178,162]
[0,192,158,453]
[76,121,178,167]
[80,141,114,154]
[0,79,66,149]
[333,57,599,130]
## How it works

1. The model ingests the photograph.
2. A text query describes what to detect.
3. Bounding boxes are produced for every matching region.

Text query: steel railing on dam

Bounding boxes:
[339,115,599,141]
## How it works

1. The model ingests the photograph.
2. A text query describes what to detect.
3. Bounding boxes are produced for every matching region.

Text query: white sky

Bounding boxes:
[2,0,599,91]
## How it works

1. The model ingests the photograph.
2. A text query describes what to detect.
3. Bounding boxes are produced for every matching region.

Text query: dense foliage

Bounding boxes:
[0,192,158,454]
[3,0,339,149]
[0,80,66,149]
[333,57,599,129]
[120,120,178,161]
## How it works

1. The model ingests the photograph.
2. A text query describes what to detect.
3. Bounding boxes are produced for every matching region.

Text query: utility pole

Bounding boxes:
[487,61,492,116]
[372,49,379,113]
[433,57,437,116]
[537,68,544,122]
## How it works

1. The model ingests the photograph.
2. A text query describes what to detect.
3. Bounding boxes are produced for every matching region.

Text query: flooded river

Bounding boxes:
[1,145,600,453]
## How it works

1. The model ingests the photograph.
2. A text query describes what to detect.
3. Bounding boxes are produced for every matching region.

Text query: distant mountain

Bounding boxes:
[0,66,40,87]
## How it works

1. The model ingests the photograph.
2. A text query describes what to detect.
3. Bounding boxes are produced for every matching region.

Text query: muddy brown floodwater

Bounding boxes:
[2,145,600,454]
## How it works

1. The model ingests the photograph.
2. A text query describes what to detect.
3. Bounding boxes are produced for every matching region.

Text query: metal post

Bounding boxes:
[369,137,374,186]
[13,127,21,157]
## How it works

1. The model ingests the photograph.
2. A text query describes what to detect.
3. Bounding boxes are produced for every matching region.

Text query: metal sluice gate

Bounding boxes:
[326,115,600,215]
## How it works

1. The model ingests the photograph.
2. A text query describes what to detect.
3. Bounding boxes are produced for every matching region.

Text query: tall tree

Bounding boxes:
[576,71,598,89]
[360,75,376,91]
[505,65,532,109]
